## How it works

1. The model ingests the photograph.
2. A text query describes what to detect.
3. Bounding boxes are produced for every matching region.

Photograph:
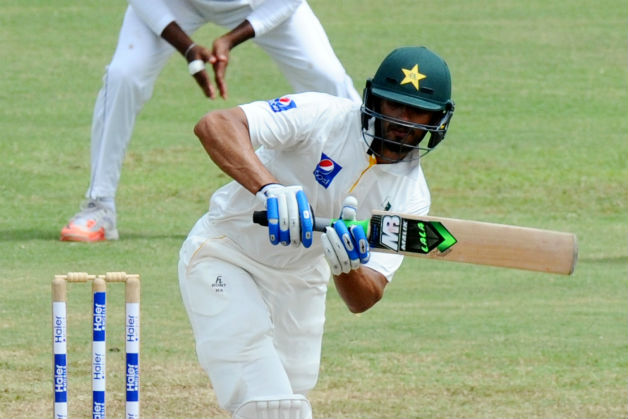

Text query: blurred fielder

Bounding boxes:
[178,46,455,418]
[61,0,360,242]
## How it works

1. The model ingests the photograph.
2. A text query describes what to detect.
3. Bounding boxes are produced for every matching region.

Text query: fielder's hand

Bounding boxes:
[256,184,313,248]
[208,36,231,100]
[322,196,370,275]
[186,44,217,99]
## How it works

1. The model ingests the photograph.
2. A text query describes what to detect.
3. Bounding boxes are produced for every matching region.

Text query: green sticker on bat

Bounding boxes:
[430,222,458,252]
[404,220,457,254]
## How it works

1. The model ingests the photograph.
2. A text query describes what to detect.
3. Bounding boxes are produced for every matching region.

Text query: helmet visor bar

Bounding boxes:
[361,105,449,136]
[361,105,451,161]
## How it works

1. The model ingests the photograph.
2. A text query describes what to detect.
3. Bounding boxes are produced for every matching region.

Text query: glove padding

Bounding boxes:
[256,184,313,247]
[321,196,370,275]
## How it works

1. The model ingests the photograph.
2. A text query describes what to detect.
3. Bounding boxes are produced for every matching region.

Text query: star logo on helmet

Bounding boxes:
[400,64,426,91]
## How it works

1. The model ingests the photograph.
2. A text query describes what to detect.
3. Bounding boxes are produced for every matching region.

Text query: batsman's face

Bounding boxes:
[377,99,434,162]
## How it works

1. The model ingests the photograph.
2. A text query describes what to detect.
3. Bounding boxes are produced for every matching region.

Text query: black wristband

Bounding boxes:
[257,183,279,194]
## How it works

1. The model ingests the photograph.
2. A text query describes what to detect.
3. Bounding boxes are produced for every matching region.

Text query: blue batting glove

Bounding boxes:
[321,196,370,275]
[257,184,313,248]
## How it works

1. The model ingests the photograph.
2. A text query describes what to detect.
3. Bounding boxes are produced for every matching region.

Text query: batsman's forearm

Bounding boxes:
[333,266,387,313]
[195,108,277,194]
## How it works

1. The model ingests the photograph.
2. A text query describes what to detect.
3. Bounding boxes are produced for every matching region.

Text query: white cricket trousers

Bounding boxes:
[178,219,330,412]
[87,1,360,199]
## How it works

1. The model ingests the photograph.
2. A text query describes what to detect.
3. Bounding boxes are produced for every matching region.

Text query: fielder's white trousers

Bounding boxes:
[87,1,360,199]
[178,217,330,412]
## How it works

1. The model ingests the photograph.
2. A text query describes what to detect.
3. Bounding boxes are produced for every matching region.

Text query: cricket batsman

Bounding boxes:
[178,46,455,418]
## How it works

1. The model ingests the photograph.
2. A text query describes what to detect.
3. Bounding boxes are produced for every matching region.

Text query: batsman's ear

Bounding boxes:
[426,101,455,150]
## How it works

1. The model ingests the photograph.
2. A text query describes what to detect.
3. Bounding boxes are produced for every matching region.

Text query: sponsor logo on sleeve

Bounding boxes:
[313,153,342,188]
[268,96,297,113]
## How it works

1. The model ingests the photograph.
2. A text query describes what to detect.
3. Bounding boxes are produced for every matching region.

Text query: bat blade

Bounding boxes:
[368,210,578,275]
[251,210,578,275]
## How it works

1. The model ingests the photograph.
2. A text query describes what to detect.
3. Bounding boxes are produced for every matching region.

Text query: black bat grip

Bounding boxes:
[252,210,269,226]
[252,210,331,232]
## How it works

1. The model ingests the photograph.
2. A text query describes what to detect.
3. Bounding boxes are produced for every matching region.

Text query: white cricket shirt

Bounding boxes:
[199,92,431,281]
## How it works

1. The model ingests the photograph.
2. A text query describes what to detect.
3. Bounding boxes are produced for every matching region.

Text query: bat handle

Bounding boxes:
[252,210,331,232]
[252,211,370,235]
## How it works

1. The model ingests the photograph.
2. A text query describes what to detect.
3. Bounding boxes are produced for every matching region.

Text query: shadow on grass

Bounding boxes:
[0,229,186,242]
[579,255,628,265]
[0,228,59,241]
[121,232,187,241]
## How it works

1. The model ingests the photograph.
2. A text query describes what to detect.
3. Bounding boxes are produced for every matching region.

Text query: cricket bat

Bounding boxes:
[252,210,578,275]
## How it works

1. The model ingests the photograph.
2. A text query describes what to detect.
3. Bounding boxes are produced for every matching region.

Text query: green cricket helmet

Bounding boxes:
[361,46,455,159]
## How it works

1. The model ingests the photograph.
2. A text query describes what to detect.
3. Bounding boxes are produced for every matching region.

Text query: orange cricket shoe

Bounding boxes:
[60,200,119,242]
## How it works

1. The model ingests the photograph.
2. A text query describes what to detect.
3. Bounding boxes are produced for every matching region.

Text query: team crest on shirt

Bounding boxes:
[313,153,342,188]
[268,96,297,112]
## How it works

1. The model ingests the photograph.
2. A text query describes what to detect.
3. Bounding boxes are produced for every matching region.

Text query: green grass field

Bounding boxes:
[1,0,627,417]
